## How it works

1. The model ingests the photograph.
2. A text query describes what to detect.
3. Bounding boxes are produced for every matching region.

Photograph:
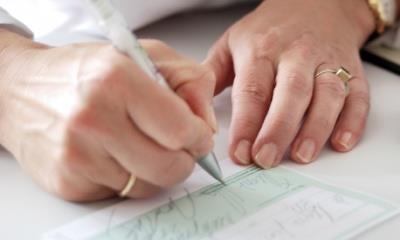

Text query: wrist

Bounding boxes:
[0,29,47,92]
[0,28,46,63]
[0,29,47,148]
[341,0,376,47]
[0,29,47,78]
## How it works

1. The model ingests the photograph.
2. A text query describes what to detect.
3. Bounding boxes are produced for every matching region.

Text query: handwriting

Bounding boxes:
[91,167,380,240]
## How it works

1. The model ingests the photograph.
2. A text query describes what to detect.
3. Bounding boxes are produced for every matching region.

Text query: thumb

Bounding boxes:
[141,39,219,132]
[202,32,234,95]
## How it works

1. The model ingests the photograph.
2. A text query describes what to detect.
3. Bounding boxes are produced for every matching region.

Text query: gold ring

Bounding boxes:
[119,174,136,198]
[315,67,353,95]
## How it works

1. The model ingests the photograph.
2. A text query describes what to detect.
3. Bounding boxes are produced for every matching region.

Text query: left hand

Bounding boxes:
[204,0,375,168]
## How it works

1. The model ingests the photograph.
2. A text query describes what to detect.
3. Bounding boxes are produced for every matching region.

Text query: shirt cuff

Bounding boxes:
[0,7,33,38]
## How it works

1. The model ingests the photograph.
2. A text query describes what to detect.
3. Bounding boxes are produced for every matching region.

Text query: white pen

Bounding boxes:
[86,0,224,184]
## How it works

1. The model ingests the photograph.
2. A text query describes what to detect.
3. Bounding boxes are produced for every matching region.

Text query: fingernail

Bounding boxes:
[338,131,353,150]
[296,139,316,163]
[255,143,277,169]
[207,104,218,133]
[234,140,252,165]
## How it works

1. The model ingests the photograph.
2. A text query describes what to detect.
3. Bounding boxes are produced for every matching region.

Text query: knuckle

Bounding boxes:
[197,66,217,86]
[313,116,334,131]
[283,71,312,97]
[69,107,92,128]
[246,32,278,63]
[233,81,269,105]
[58,141,87,175]
[61,123,94,173]
[269,116,296,137]
[348,91,370,114]
[231,115,263,137]
[51,175,74,200]
[51,173,84,202]
[155,153,194,187]
[170,122,195,149]
[290,40,318,60]
[287,33,318,59]
[247,48,274,66]
[93,62,124,89]
[77,69,124,109]
[193,137,214,158]
[66,107,109,140]
[252,30,280,48]
[80,52,126,92]
[52,155,102,202]
[59,151,81,173]
[174,64,216,88]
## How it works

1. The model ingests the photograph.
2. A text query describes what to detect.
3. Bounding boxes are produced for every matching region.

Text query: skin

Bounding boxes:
[204,0,377,169]
[0,0,393,201]
[0,30,217,201]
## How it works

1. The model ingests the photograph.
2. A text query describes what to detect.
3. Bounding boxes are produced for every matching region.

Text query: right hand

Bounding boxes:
[0,30,216,201]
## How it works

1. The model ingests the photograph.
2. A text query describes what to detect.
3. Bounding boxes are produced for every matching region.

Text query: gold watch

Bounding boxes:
[367,0,397,33]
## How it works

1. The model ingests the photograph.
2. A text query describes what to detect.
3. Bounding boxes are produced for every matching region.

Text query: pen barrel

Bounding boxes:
[104,23,170,88]
[86,0,222,182]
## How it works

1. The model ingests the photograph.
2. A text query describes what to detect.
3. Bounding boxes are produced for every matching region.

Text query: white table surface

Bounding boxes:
[1,5,400,240]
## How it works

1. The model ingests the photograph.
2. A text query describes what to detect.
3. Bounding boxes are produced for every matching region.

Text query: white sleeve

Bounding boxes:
[0,7,33,38]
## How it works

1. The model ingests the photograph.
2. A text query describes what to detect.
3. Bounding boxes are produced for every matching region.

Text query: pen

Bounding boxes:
[86,0,224,184]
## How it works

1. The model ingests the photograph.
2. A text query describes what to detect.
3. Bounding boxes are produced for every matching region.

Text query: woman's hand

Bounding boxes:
[204,0,375,168]
[0,30,216,201]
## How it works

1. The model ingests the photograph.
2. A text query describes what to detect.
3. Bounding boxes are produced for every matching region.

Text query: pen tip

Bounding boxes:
[197,152,224,184]
[218,178,227,186]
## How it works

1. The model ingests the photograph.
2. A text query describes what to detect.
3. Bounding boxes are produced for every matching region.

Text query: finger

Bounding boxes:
[252,43,318,169]
[64,155,160,199]
[120,175,161,199]
[330,59,369,152]
[228,45,275,165]
[52,165,115,202]
[290,63,347,164]
[118,57,213,155]
[202,33,234,95]
[62,128,161,199]
[142,39,218,132]
[83,157,161,198]
[71,86,206,188]
[174,76,218,133]
[51,131,114,202]
[102,115,199,188]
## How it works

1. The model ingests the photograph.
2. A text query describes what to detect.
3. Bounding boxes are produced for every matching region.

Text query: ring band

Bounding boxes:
[119,174,136,197]
[315,67,353,95]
